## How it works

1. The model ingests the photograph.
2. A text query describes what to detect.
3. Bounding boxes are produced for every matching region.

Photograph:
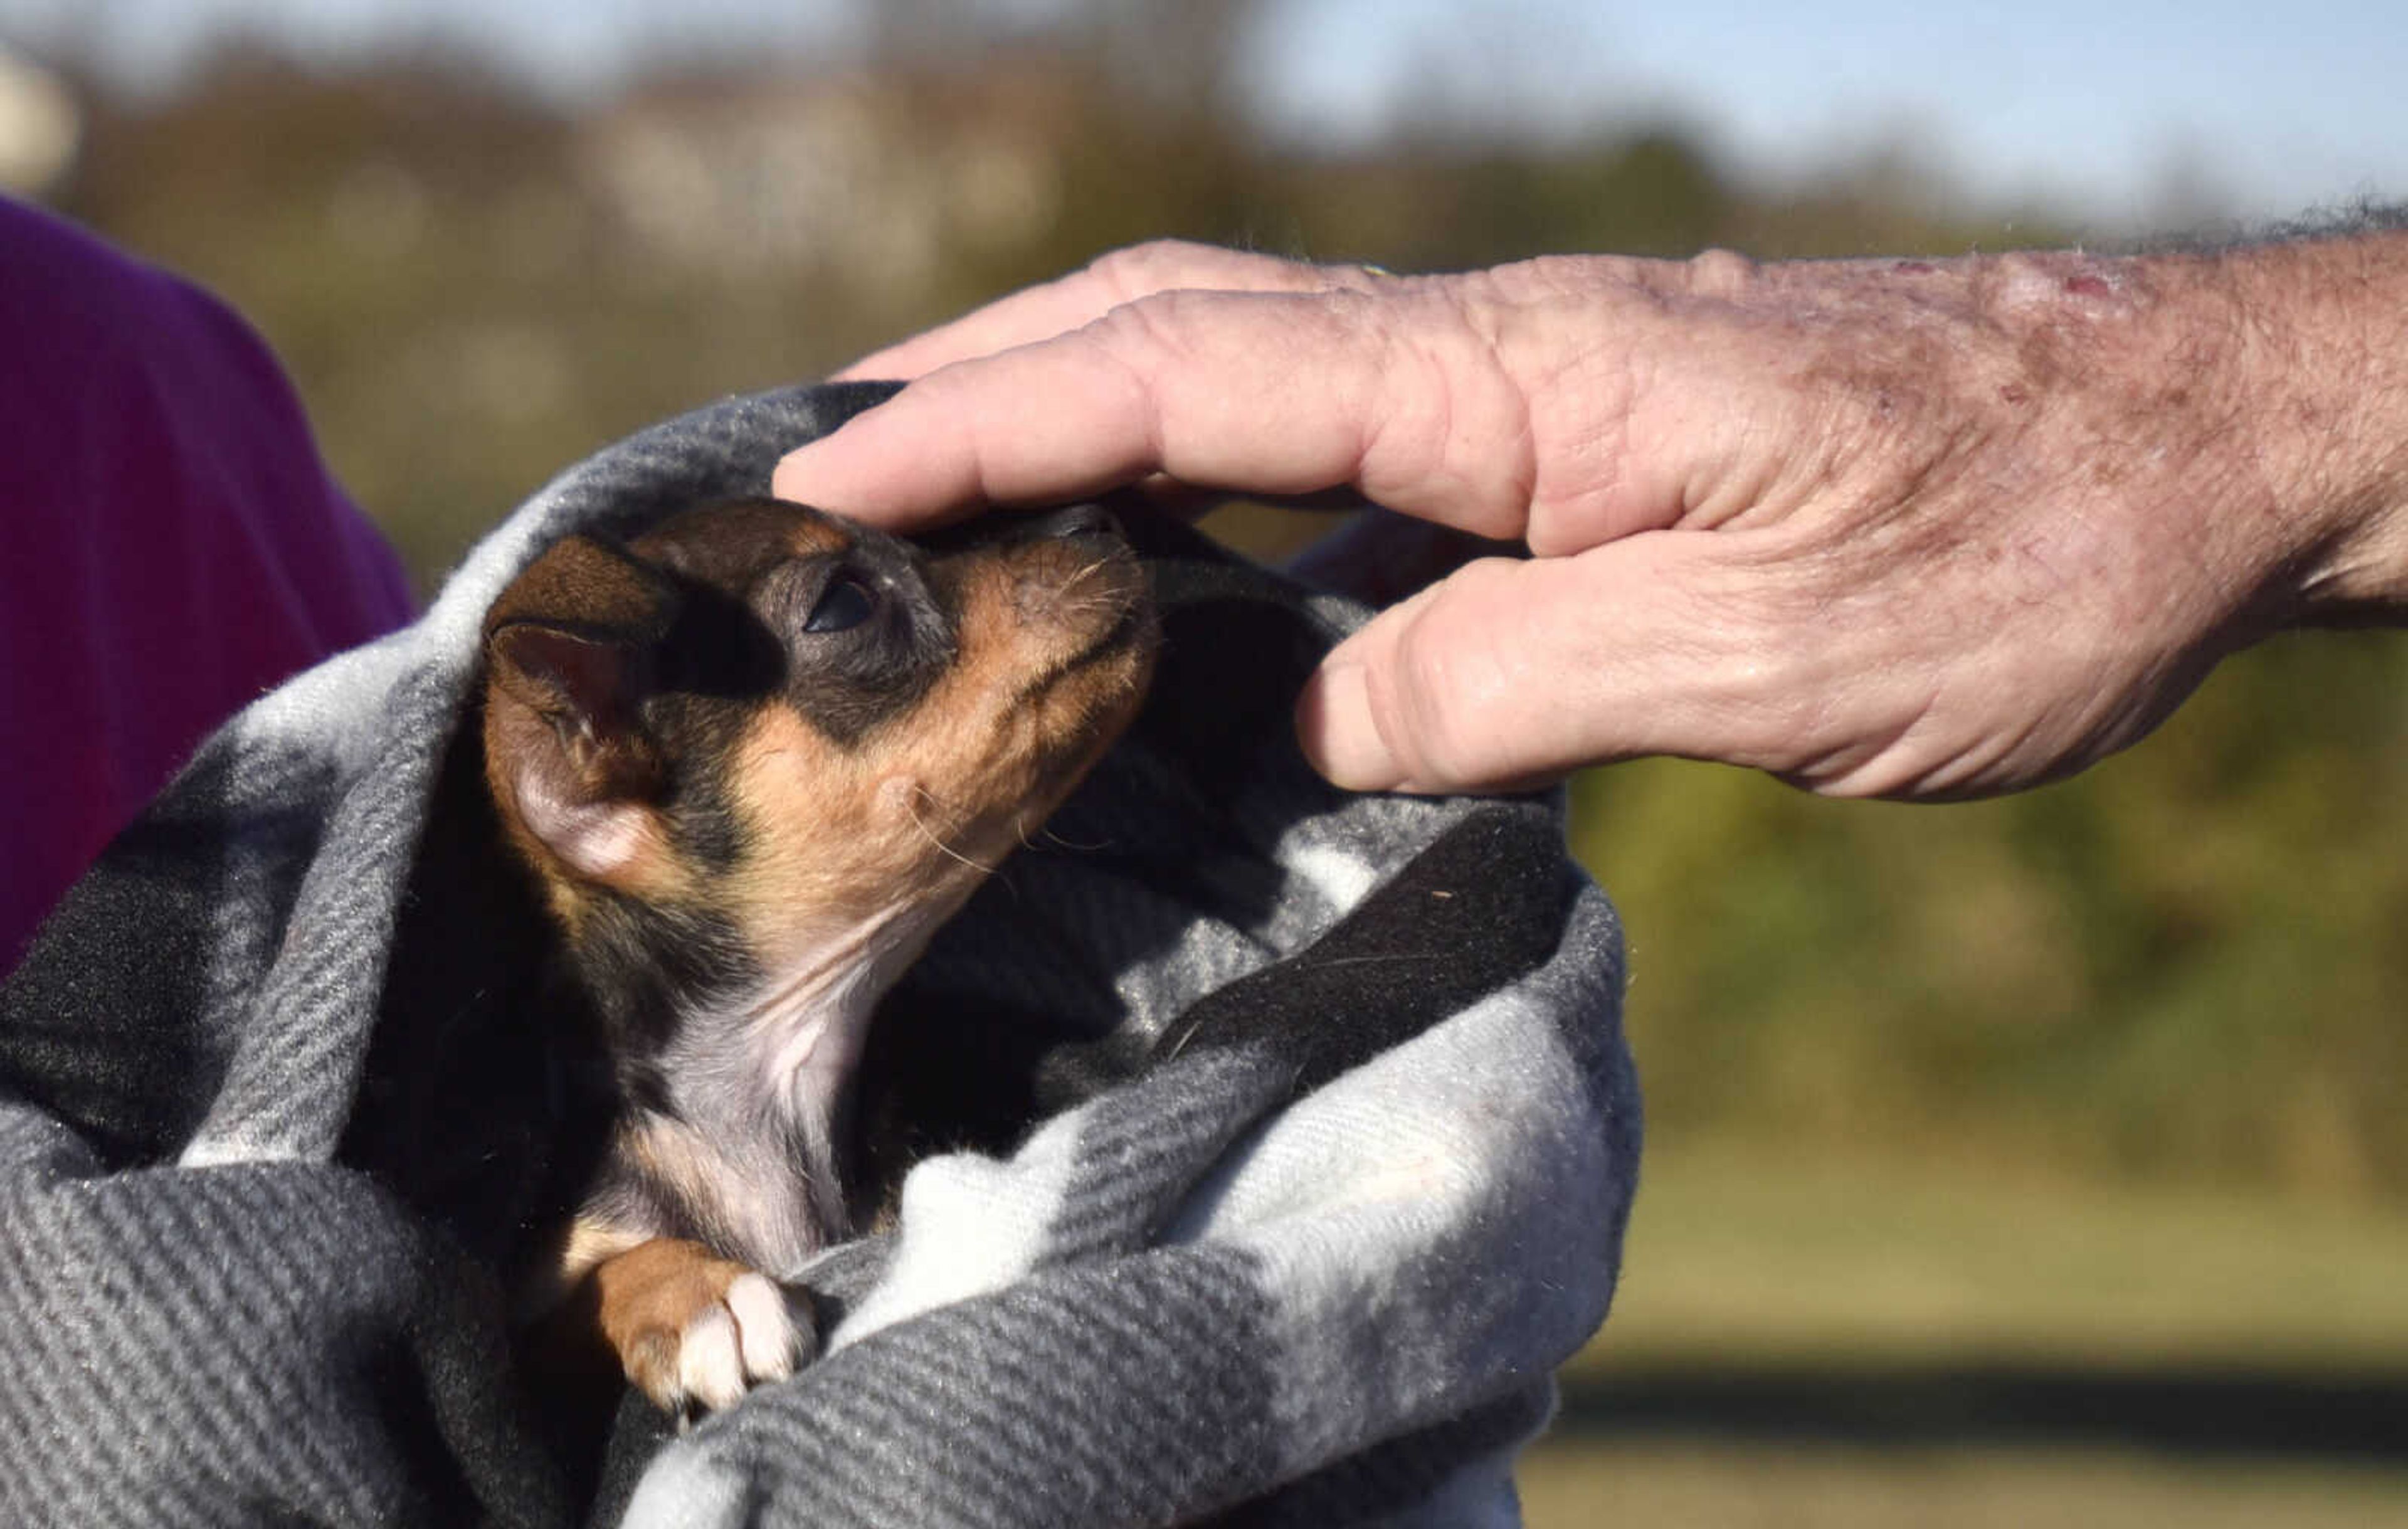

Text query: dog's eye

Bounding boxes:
[803,572,877,634]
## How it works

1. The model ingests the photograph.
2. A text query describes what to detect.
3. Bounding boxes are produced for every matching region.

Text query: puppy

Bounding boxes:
[471,496,1154,1416]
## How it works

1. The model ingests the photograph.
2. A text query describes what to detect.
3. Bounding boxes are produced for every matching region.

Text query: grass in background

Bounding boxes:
[1588,1140,2408,1369]
[1520,1441,2408,1529]
[1520,1140,2408,1526]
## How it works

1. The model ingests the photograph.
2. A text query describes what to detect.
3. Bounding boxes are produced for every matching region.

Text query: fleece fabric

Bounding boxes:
[0,382,1640,1528]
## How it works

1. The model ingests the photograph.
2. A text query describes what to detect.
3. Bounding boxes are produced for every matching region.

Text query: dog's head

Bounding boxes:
[479,497,1155,973]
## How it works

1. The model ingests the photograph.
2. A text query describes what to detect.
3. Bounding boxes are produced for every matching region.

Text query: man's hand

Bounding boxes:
[774,237,2408,797]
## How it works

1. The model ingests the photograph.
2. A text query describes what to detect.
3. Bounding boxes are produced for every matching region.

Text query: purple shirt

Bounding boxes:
[0,197,416,978]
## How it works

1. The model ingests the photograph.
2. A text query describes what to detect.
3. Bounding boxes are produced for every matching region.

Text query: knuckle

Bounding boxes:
[1682,246,1761,295]
[1373,591,1501,788]
[1086,289,1202,378]
[1085,238,1218,300]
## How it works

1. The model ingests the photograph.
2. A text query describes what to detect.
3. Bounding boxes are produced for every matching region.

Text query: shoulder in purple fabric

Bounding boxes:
[0,196,415,978]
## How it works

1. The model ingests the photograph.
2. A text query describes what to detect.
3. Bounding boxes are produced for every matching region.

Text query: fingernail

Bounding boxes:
[1296,658,1401,791]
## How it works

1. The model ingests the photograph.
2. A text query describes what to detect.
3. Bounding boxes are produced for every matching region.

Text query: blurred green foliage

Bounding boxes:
[1579,623,2408,1198]
[34,13,2407,1200]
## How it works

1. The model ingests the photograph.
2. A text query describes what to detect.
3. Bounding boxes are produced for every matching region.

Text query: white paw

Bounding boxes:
[679,1271,818,1415]
[675,1272,810,1414]
[596,1240,818,1417]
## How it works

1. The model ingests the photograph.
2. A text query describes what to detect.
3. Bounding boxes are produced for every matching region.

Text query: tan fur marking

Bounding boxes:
[626,508,852,563]
[722,539,1153,965]
[621,1115,748,1243]
[525,1214,653,1315]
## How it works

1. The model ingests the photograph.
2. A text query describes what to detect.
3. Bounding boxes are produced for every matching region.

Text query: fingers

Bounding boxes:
[1296,536,1837,793]
[776,281,1543,538]
[832,240,1365,382]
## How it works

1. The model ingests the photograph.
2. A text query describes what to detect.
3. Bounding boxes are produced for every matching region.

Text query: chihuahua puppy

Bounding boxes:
[471,496,1154,1417]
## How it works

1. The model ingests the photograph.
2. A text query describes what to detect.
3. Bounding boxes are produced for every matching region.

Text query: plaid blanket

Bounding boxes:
[0,383,1639,1528]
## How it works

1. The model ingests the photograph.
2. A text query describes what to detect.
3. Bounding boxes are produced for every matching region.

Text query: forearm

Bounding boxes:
[2207,228,2408,617]
[1951,231,2408,630]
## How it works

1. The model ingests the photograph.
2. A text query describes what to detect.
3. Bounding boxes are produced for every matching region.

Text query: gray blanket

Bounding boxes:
[0,383,1640,1527]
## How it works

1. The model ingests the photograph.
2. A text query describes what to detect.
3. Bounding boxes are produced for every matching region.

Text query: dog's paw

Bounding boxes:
[590,1237,815,1416]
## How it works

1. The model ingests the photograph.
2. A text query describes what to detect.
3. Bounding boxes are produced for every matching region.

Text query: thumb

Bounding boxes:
[1294,536,1815,793]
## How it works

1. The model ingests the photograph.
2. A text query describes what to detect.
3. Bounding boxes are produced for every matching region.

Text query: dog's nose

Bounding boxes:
[1026,502,1121,541]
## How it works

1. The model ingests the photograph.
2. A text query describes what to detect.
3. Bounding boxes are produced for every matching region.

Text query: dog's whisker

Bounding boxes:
[906,785,998,876]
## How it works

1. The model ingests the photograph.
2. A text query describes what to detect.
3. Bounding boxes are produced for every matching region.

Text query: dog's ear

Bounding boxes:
[483,537,679,886]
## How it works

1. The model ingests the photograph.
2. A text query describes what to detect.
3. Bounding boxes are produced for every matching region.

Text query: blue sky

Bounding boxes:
[8,0,2405,228]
